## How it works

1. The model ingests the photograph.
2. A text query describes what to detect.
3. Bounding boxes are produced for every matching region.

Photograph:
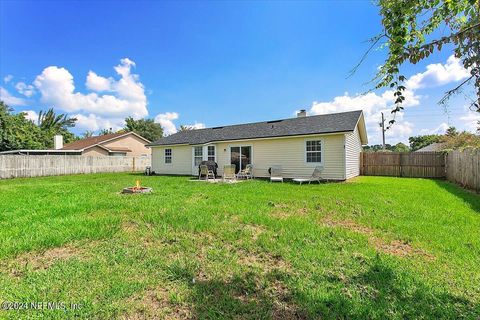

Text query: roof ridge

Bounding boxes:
[173,110,363,134]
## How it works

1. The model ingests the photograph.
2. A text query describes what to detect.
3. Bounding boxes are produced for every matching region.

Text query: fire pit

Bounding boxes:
[122,180,152,194]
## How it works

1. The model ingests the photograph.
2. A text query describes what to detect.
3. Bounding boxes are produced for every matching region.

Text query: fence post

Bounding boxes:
[399,153,403,177]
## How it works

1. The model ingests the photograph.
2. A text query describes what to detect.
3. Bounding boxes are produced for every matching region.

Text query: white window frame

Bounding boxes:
[164,148,172,164]
[305,139,323,165]
[193,146,203,167]
[207,145,216,162]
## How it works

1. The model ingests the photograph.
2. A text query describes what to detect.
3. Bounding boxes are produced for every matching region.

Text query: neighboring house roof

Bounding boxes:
[148,110,366,146]
[62,132,150,151]
[415,142,446,152]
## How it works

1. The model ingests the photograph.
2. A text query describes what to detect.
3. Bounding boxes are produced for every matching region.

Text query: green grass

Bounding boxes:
[0,173,479,319]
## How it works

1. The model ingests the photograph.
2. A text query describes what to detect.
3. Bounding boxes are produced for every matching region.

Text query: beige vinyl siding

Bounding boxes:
[83,146,109,156]
[345,126,362,179]
[151,145,192,175]
[102,134,150,156]
[215,134,346,180]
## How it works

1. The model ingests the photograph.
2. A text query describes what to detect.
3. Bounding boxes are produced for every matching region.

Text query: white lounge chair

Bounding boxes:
[270,165,283,183]
[293,166,323,185]
[237,164,253,180]
[223,164,236,182]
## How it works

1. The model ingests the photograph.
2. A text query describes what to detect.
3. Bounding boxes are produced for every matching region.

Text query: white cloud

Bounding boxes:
[33,58,148,119]
[3,75,13,83]
[420,122,449,135]
[460,111,480,132]
[406,55,470,90]
[154,112,179,135]
[307,55,471,144]
[15,82,35,97]
[309,90,420,144]
[22,110,38,122]
[73,113,124,132]
[0,87,27,106]
[85,71,113,92]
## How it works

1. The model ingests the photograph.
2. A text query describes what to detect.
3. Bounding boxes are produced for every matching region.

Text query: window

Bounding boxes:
[165,148,172,164]
[207,145,215,161]
[306,140,322,163]
[194,146,203,166]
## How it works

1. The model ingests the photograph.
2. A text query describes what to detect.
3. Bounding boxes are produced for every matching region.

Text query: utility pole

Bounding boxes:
[380,112,386,150]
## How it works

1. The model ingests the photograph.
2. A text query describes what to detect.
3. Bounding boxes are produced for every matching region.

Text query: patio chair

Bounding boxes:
[237,164,253,180]
[293,166,323,185]
[199,164,215,181]
[223,164,236,182]
[270,165,283,183]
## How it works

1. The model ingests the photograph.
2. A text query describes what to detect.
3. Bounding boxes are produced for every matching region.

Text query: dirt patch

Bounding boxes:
[124,287,191,320]
[323,217,375,235]
[270,206,310,219]
[6,245,86,277]
[322,217,435,260]
[240,224,266,241]
[122,220,140,233]
[236,249,292,274]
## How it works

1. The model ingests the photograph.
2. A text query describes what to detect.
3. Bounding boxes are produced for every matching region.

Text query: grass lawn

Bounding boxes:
[0,173,479,319]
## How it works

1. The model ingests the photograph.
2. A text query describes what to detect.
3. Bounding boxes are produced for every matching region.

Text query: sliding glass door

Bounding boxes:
[230,146,251,173]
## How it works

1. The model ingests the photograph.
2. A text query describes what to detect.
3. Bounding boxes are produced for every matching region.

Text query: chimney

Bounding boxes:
[297,109,307,118]
[54,135,63,150]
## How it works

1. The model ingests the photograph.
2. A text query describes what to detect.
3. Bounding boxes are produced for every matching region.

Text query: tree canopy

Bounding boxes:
[360,0,479,127]
[0,101,78,151]
[124,117,163,142]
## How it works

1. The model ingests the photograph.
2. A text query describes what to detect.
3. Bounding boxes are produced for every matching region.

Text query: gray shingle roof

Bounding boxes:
[148,110,363,146]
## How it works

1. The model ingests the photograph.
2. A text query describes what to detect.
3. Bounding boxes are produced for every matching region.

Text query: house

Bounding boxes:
[147,110,368,180]
[61,132,150,156]
[0,132,151,156]
[415,142,445,152]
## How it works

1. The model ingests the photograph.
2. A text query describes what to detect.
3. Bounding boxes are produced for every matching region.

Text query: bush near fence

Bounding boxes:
[0,155,151,179]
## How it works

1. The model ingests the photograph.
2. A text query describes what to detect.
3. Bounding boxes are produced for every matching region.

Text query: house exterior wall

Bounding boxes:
[151,133,348,180]
[102,134,150,156]
[151,144,192,175]
[215,133,346,180]
[82,146,109,156]
[345,126,363,179]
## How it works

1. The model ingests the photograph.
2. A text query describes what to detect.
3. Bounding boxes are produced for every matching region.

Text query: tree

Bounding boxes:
[82,131,94,138]
[355,0,479,127]
[393,142,410,152]
[442,131,480,149]
[99,128,114,135]
[0,101,45,151]
[37,108,76,131]
[445,126,459,137]
[178,125,194,132]
[36,108,77,148]
[408,134,443,151]
[124,117,163,141]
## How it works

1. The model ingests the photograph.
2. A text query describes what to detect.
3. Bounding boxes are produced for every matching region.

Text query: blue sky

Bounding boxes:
[0,1,477,144]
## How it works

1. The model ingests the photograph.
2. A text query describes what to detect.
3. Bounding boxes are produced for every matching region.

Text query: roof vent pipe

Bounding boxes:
[297,109,307,117]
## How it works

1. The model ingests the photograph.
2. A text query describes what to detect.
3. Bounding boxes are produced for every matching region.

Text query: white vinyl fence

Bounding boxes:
[0,155,151,179]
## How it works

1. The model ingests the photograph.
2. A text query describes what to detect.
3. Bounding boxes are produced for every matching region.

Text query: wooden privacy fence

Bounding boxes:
[0,155,151,179]
[360,152,446,178]
[446,149,480,192]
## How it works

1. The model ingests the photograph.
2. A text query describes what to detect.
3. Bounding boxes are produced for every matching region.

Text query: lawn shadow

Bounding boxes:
[433,179,480,213]
[294,257,479,319]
